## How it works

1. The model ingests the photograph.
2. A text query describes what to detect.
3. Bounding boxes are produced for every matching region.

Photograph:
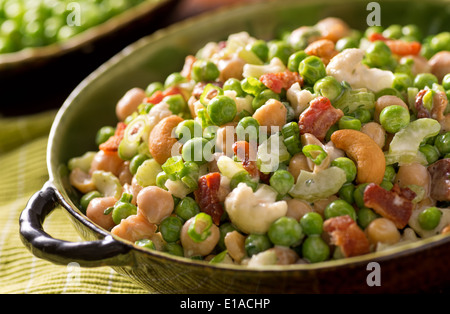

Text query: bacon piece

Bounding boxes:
[99,122,127,154]
[298,96,344,142]
[194,172,224,225]
[428,159,450,201]
[363,183,415,229]
[144,86,183,105]
[259,71,303,94]
[415,89,431,118]
[180,55,197,80]
[368,32,421,56]
[415,89,448,121]
[323,215,370,257]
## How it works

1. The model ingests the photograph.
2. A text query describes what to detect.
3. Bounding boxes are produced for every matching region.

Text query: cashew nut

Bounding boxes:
[330,129,386,184]
[305,39,338,65]
[148,115,184,164]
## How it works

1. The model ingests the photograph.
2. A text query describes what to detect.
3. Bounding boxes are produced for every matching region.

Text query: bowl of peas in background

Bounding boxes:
[19,0,450,294]
[0,0,177,115]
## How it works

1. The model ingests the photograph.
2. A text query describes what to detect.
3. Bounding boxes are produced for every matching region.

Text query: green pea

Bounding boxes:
[364,26,384,38]
[434,132,450,155]
[300,212,323,235]
[299,56,326,85]
[111,193,137,225]
[241,76,266,96]
[380,179,393,191]
[365,41,392,68]
[175,119,203,144]
[383,165,396,183]
[219,222,237,250]
[160,216,183,243]
[269,169,295,196]
[135,239,156,250]
[207,95,237,125]
[145,82,163,96]
[163,242,184,256]
[268,40,294,65]
[250,39,269,63]
[129,153,150,175]
[230,171,258,192]
[95,126,115,146]
[353,183,369,209]
[430,32,450,53]
[164,94,188,115]
[393,73,413,92]
[331,157,357,183]
[287,50,308,72]
[181,137,212,165]
[324,199,357,221]
[313,76,343,103]
[414,73,438,90]
[175,196,200,221]
[402,24,422,41]
[80,190,102,212]
[164,72,187,88]
[223,78,246,97]
[382,24,402,39]
[418,207,442,230]
[338,115,362,131]
[379,105,410,133]
[338,183,355,204]
[357,207,379,229]
[419,144,440,164]
[442,74,450,91]
[268,216,304,247]
[236,116,260,142]
[252,88,280,111]
[191,59,220,82]
[301,235,330,263]
[245,233,272,257]
[352,108,372,124]
[335,36,359,51]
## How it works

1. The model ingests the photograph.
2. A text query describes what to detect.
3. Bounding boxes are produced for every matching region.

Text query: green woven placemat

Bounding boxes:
[0,111,147,294]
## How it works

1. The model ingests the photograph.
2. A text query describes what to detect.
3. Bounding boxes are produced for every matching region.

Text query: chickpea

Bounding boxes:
[69,168,95,194]
[429,51,450,82]
[312,195,338,217]
[116,88,146,121]
[360,122,386,148]
[224,230,246,262]
[86,196,117,230]
[215,122,237,156]
[394,163,431,196]
[366,218,401,246]
[288,152,311,182]
[89,150,124,177]
[270,246,299,265]
[137,186,174,224]
[305,39,338,65]
[252,99,287,134]
[374,95,409,122]
[286,198,313,221]
[400,55,431,77]
[441,224,450,235]
[180,217,220,257]
[217,56,246,82]
[315,17,351,43]
[118,161,133,186]
[111,212,157,243]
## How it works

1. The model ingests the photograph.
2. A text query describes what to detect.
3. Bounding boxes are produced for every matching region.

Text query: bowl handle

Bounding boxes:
[19,182,133,267]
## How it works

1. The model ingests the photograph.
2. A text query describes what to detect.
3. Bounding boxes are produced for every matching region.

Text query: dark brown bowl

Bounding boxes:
[19,0,450,293]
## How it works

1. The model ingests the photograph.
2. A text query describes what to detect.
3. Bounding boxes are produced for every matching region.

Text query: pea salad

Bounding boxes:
[68,17,450,266]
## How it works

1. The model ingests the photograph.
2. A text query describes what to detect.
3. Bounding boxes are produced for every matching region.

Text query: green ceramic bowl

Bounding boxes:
[20,0,450,293]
